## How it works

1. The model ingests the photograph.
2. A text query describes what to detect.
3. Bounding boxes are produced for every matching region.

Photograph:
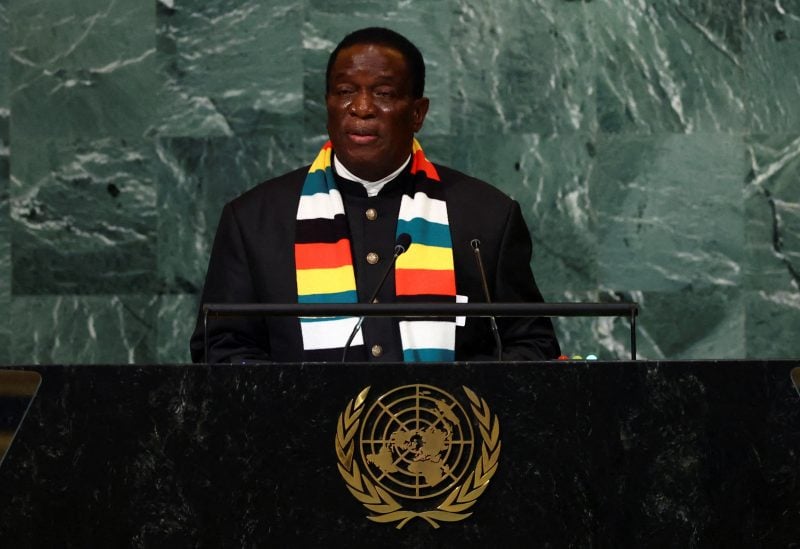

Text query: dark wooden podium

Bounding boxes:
[0,361,797,546]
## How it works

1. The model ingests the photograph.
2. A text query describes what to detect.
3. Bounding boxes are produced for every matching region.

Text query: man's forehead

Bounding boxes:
[329,68,402,82]
[332,43,407,69]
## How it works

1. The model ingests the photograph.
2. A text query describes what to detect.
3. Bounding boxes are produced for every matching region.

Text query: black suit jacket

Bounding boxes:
[190,163,560,363]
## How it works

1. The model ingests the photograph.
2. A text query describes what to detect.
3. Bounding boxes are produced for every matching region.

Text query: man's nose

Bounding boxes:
[349,90,376,117]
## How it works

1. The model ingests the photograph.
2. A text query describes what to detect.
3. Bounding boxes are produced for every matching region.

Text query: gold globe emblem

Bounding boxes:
[335,384,501,528]
[359,385,474,499]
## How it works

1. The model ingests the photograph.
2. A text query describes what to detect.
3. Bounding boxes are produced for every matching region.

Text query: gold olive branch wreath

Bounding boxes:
[334,385,501,529]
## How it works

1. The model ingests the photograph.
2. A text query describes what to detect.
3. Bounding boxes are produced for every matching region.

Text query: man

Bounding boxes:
[190,27,560,363]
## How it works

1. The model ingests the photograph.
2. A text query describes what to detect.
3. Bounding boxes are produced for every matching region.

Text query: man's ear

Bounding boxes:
[412,97,430,133]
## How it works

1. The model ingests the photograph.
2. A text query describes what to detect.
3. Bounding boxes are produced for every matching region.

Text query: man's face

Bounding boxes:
[326,43,429,181]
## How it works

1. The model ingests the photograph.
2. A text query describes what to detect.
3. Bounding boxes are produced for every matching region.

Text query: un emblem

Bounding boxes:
[335,384,501,528]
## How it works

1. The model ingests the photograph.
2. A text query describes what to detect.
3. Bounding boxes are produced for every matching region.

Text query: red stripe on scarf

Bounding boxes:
[396,269,456,296]
[295,239,352,270]
[410,148,440,181]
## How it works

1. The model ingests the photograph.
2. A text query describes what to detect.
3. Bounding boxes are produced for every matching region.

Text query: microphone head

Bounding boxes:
[470,238,481,250]
[395,233,412,254]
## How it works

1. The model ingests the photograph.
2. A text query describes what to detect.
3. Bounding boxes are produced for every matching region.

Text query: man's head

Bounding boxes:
[325,28,429,181]
[325,27,426,99]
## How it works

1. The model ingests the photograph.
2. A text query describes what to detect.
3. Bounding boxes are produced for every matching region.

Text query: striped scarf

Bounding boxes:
[294,139,456,362]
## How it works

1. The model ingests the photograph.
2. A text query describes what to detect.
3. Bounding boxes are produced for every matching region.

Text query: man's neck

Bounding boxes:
[333,154,411,197]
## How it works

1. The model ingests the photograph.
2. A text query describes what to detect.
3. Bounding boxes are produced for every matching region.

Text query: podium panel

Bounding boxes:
[0,361,797,546]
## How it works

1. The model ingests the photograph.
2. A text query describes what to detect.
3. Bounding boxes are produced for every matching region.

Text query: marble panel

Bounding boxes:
[634,287,745,360]
[590,0,748,134]
[0,234,8,365]
[8,0,157,141]
[0,170,7,363]
[154,0,304,138]
[157,294,197,364]
[742,1,800,132]
[591,133,746,292]
[450,0,596,136]
[744,134,800,291]
[746,289,800,358]
[10,136,157,294]
[302,0,452,151]
[156,131,305,295]
[1,1,8,363]
[0,0,7,102]
[746,135,800,357]
[9,295,157,364]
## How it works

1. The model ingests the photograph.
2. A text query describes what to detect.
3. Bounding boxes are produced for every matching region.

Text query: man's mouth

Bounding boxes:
[347,131,379,145]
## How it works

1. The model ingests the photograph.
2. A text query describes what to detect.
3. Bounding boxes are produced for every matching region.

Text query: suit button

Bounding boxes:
[365,208,378,221]
[371,344,383,357]
[366,252,379,264]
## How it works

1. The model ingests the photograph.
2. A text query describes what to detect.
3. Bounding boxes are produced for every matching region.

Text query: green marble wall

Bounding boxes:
[1,0,798,364]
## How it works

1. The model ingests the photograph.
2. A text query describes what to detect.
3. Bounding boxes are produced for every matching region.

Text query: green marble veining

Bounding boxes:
[0,0,798,364]
[743,2,800,132]
[456,132,599,293]
[746,289,800,359]
[9,0,157,142]
[156,132,306,295]
[451,0,596,136]
[743,133,800,358]
[11,136,156,294]
[744,135,800,291]
[156,294,197,365]
[9,295,156,364]
[1,1,10,363]
[637,287,745,359]
[591,133,746,291]
[592,0,749,133]
[155,1,304,138]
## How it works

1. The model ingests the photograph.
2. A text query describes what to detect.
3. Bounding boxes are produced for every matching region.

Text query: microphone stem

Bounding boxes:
[472,242,503,361]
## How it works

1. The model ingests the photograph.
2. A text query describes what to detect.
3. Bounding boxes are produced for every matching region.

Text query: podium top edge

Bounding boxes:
[202,302,639,317]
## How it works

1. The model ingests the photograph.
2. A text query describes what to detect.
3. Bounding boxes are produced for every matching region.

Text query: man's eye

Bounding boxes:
[336,87,355,95]
[374,88,395,98]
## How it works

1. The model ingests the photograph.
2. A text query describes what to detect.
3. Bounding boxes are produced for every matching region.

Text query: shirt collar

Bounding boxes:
[333,154,411,197]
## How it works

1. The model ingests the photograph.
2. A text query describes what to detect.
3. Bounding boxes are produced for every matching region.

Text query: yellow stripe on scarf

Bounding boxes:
[308,145,332,173]
[296,265,356,296]
[397,243,455,271]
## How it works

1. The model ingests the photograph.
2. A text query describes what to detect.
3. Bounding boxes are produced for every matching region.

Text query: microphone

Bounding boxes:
[470,239,502,361]
[392,232,412,258]
[341,233,412,362]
